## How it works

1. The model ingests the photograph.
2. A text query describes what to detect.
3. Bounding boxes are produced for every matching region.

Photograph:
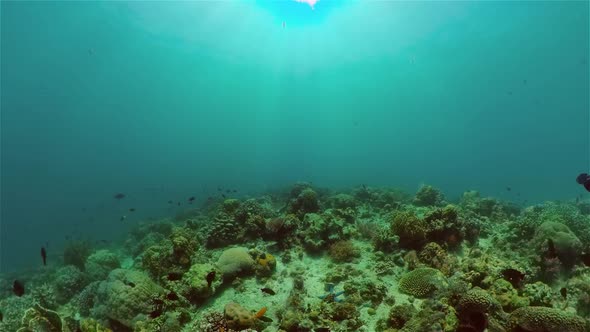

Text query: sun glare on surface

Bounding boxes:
[294,0,319,10]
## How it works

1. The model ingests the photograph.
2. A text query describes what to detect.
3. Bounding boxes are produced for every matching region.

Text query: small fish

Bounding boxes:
[0,310,3,322]
[282,21,286,28]
[177,202,181,206]
[221,194,226,199]
[581,252,590,266]
[577,173,590,184]
[225,189,231,193]
[258,316,273,322]
[560,287,567,299]
[166,292,179,301]
[217,187,222,191]
[232,189,237,193]
[167,272,183,281]
[188,196,195,202]
[261,287,276,295]
[207,196,213,200]
[120,215,127,221]
[125,281,135,288]
[129,208,136,212]
[168,200,173,204]
[506,187,511,191]
[113,193,126,199]
[13,280,25,297]
[501,268,525,288]
[206,271,216,288]
[315,328,330,332]
[41,247,47,266]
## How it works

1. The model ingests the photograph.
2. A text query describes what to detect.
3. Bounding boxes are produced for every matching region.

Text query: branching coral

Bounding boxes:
[328,240,360,263]
[64,240,92,271]
[413,185,444,206]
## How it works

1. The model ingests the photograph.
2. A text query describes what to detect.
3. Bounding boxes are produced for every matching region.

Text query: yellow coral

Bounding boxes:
[257,253,275,268]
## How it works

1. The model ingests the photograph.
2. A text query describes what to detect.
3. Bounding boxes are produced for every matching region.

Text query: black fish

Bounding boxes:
[0,310,2,322]
[125,281,135,288]
[13,280,24,297]
[577,173,589,184]
[166,292,179,301]
[546,239,558,258]
[232,189,237,193]
[129,208,136,212]
[167,272,183,281]
[560,287,567,299]
[258,316,273,323]
[149,309,162,319]
[113,193,126,199]
[501,268,525,288]
[206,271,216,288]
[261,287,276,295]
[41,247,47,266]
[584,180,590,192]
[188,196,195,202]
[315,328,331,332]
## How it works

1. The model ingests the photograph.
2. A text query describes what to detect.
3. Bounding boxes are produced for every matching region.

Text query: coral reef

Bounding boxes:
[390,210,427,249]
[4,183,590,332]
[509,306,587,332]
[86,250,121,281]
[17,303,62,332]
[328,240,360,263]
[216,247,255,280]
[92,269,165,328]
[413,184,445,206]
[398,267,446,298]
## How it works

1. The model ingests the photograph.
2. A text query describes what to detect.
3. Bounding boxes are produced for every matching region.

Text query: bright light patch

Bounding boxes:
[294,0,318,9]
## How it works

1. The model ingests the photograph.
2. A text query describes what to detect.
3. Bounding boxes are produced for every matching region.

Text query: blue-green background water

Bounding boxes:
[1,1,588,272]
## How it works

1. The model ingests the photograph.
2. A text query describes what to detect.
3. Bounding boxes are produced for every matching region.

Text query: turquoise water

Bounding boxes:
[1,0,588,281]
